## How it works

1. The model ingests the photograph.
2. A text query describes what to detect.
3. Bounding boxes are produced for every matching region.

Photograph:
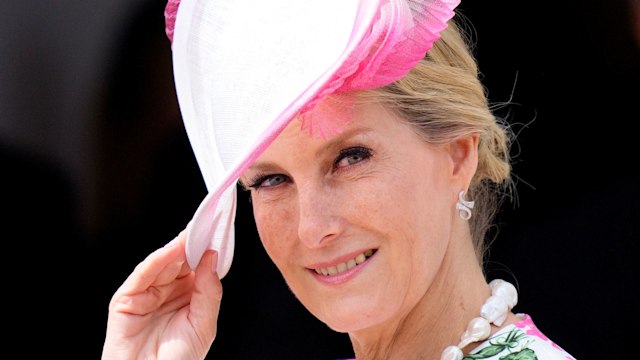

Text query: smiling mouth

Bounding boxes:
[313,249,377,276]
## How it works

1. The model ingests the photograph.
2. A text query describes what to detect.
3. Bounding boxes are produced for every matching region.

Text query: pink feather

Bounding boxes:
[164,0,181,44]
[297,0,460,137]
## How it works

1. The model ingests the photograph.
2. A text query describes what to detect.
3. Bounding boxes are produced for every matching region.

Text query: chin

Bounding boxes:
[314,296,397,334]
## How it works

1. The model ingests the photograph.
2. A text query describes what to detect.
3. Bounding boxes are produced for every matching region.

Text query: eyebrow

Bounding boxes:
[316,126,374,158]
[239,126,374,186]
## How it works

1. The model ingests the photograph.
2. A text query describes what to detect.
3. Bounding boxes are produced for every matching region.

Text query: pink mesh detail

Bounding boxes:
[164,0,181,43]
[299,93,356,138]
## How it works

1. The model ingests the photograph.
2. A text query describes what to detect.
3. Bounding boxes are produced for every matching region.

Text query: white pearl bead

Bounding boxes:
[441,345,463,360]
[458,317,491,349]
[480,295,508,326]
[440,280,519,360]
[489,279,518,309]
[465,317,491,340]
[488,278,507,290]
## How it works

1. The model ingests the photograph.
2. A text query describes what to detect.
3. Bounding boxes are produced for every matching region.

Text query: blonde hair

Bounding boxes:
[363,19,514,264]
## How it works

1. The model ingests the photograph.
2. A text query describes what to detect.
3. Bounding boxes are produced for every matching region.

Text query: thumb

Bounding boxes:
[189,250,222,347]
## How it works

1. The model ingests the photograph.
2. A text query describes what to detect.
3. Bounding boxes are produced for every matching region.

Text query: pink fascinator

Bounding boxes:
[165,0,460,277]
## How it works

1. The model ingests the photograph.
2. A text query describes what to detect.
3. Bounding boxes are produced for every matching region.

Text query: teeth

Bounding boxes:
[347,259,356,270]
[315,250,375,276]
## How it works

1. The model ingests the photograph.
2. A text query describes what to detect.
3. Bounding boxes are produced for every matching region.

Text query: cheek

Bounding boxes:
[253,201,297,267]
[378,157,452,268]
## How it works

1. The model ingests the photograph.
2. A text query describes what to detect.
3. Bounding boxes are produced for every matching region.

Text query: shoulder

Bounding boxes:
[464,314,576,359]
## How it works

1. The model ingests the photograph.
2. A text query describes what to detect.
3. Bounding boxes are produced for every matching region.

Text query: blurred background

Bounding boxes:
[1,0,637,358]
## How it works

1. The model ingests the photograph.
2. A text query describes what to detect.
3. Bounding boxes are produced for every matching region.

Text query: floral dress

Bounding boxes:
[464,314,575,359]
[339,314,575,360]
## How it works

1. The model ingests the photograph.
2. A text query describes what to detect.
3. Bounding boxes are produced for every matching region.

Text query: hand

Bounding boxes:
[102,231,222,360]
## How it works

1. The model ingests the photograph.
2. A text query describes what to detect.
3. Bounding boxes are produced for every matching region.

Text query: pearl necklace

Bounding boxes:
[440,279,518,360]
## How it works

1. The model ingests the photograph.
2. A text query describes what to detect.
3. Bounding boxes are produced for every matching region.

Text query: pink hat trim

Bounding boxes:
[165,0,460,137]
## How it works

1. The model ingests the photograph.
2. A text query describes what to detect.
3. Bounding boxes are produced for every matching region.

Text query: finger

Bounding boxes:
[176,255,194,278]
[117,231,187,296]
[188,250,222,345]
[109,231,187,316]
[159,277,196,315]
[114,273,195,315]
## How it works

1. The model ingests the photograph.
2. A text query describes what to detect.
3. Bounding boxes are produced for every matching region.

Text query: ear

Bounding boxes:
[447,134,479,190]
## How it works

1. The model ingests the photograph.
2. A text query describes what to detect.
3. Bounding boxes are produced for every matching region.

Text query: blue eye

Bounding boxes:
[334,147,372,169]
[249,174,288,189]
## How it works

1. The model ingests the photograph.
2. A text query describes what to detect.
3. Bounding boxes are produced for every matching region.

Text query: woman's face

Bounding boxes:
[243,101,465,333]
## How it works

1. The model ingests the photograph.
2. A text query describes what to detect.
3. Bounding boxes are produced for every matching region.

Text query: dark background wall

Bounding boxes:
[2,0,637,358]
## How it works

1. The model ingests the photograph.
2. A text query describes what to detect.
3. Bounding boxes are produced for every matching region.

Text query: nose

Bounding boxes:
[296,181,344,248]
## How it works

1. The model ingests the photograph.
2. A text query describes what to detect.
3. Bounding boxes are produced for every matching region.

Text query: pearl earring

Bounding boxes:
[456,190,474,220]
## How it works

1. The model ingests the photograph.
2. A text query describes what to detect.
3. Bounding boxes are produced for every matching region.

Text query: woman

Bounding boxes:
[103,1,575,359]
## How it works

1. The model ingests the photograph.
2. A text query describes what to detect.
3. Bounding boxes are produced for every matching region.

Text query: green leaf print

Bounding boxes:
[500,349,537,360]
[463,345,504,359]
[462,329,528,360]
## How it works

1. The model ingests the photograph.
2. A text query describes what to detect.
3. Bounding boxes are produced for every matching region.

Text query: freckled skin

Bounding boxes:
[244,102,464,333]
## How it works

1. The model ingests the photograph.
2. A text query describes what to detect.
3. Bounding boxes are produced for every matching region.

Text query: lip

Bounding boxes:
[307,248,377,286]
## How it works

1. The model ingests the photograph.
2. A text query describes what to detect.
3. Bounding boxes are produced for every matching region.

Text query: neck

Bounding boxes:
[348,227,494,360]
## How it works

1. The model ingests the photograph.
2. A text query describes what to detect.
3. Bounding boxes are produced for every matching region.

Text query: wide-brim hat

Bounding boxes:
[165,0,460,278]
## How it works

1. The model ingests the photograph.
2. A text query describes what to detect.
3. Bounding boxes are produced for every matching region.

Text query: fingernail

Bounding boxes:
[211,251,219,273]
